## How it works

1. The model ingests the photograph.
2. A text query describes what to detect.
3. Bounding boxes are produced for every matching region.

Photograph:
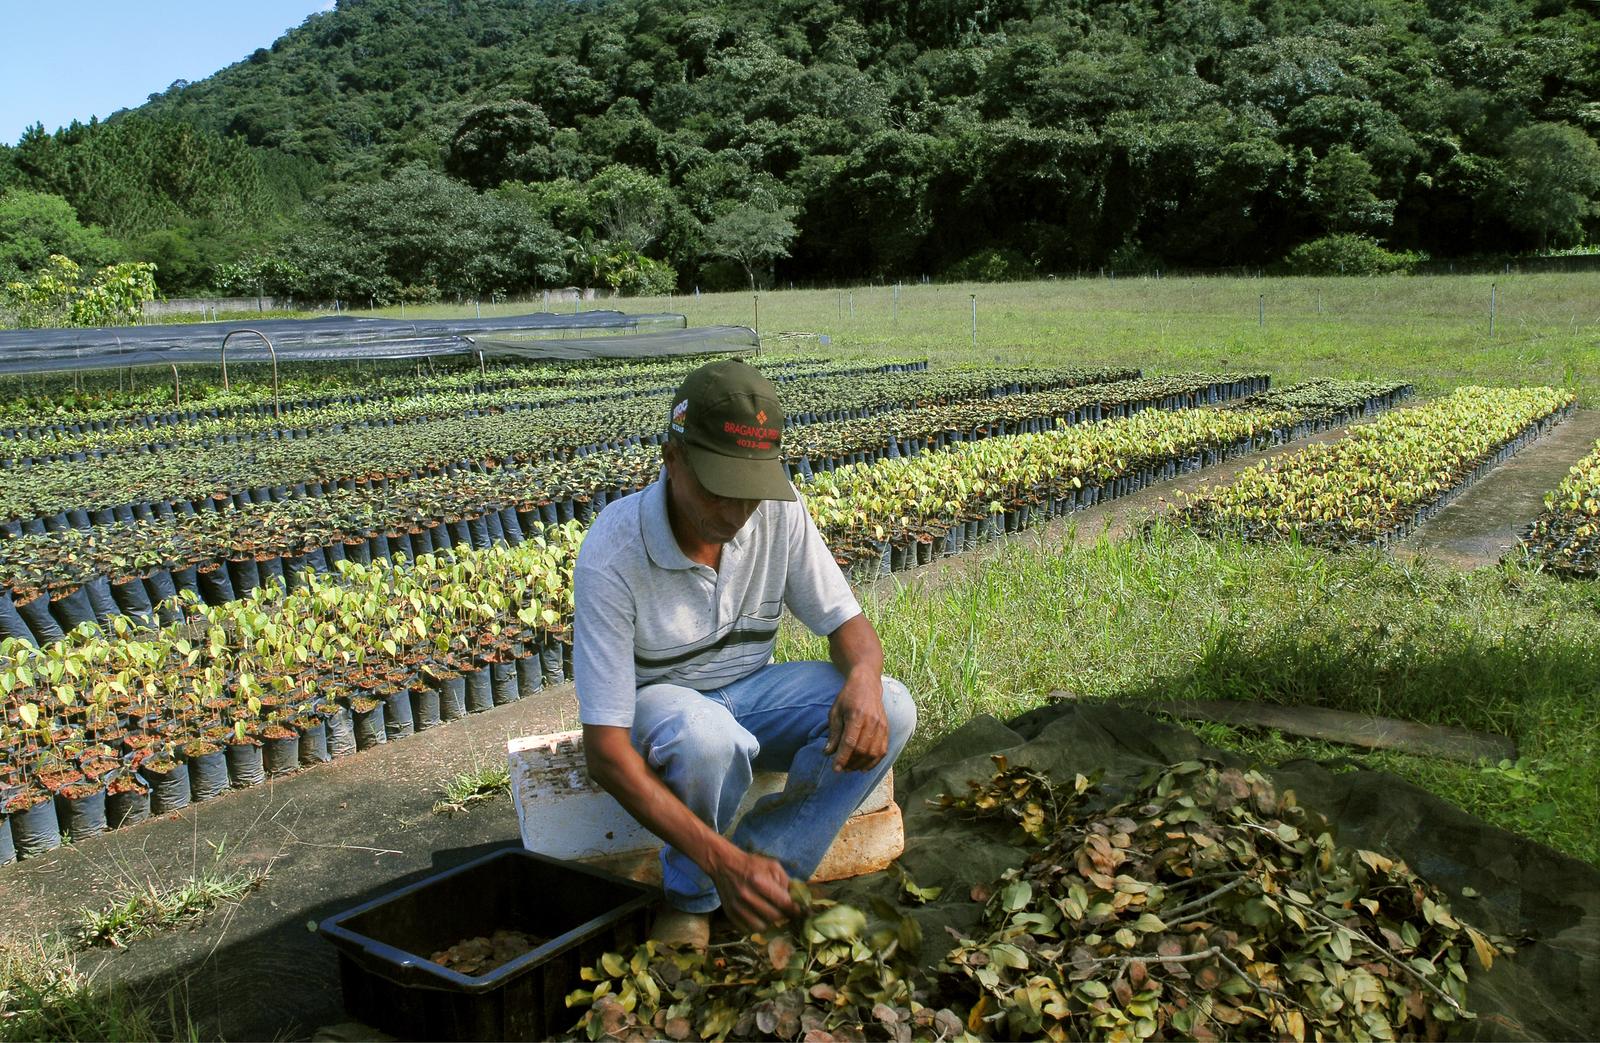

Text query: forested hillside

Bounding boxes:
[2,0,1597,302]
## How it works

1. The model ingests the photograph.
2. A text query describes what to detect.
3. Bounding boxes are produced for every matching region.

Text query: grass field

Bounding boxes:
[371,272,1600,403]
[778,527,1600,865]
[358,273,1600,865]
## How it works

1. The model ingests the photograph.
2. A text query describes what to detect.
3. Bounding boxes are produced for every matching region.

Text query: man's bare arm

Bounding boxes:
[583,724,800,930]
[825,613,890,772]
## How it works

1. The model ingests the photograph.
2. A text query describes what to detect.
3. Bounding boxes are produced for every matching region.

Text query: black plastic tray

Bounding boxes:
[319,847,657,1040]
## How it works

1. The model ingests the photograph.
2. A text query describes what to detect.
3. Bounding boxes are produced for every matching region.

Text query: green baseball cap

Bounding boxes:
[668,359,795,502]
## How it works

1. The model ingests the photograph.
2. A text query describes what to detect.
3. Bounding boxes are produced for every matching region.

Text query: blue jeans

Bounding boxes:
[631,661,917,913]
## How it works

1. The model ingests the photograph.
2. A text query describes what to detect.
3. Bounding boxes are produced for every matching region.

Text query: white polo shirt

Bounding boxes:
[572,475,862,728]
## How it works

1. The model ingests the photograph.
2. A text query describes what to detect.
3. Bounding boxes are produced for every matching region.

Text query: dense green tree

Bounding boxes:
[1491,122,1600,250]
[214,255,304,298]
[4,0,1595,298]
[0,190,121,281]
[584,163,677,252]
[1283,234,1421,275]
[284,165,563,301]
[445,101,557,189]
[1307,145,1394,234]
[703,202,798,288]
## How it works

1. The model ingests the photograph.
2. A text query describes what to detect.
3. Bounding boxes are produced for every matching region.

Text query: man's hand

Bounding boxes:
[707,847,800,932]
[826,670,889,772]
[584,726,800,934]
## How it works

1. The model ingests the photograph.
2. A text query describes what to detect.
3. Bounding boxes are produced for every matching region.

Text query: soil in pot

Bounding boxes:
[465,664,494,713]
[37,763,85,796]
[55,780,108,841]
[6,788,61,857]
[323,704,357,758]
[409,684,442,731]
[261,724,300,778]
[490,659,520,706]
[224,735,266,788]
[430,669,469,722]
[139,753,192,815]
[47,583,97,631]
[0,589,37,645]
[295,714,330,766]
[538,633,565,686]
[14,588,67,643]
[105,772,151,828]
[182,740,229,802]
[349,696,386,750]
[515,654,543,701]
[429,929,546,976]
[78,753,120,783]
[380,688,414,741]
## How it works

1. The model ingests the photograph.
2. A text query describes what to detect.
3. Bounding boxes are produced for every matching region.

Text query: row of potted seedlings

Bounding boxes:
[0,375,1412,642]
[0,525,583,863]
[798,380,1415,577]
[0,445,662,645]
[1515,436,1600,579]
[0,364,1132,532]
[783,372,1272,473]
[0,356,924,468]
[1174,386,1578,548]
[1224,378,1415,432]
[1,350,924,442]
[0,373,1278,638]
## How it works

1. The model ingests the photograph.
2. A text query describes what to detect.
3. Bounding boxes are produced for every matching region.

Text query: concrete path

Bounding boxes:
[1398,409,1600,569]
[0,688,580,1040]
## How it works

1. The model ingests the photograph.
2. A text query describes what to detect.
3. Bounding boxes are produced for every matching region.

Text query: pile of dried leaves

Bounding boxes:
[430,928,542,976]
[565,758,1511,1042]
[566,885,962,1042]
[942,757,1510,1041]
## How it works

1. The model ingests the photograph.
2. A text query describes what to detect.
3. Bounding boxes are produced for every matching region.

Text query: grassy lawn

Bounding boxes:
[778,525,1600,865]
[369,271,1600,403]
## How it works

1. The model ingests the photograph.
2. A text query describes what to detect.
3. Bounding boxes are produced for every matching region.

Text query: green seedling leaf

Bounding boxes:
[898,867,943,905]
[806,904,866,943]
[1001,879,1032,911]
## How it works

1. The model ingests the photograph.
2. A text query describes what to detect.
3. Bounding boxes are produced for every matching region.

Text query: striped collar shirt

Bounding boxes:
[572,475,861,728]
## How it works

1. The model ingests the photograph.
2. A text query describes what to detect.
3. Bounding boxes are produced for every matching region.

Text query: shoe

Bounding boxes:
[649,908,711,953]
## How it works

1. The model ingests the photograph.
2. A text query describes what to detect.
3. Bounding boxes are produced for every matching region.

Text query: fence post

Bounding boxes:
[1258,294,1265,329]
[1490,282,1497,337]
[970,294,978,350]
[893,282,899,323]
[753,293,759,336]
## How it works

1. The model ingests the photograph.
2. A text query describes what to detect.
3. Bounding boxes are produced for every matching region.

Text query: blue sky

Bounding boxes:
[0,1,335,145]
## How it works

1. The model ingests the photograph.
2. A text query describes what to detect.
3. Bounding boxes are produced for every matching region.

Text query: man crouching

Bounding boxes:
[572,358,916,951]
